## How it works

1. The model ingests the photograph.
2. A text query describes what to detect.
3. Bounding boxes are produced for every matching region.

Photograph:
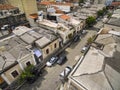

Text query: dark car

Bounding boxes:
[73,35,80,42]
[57,55,67,65]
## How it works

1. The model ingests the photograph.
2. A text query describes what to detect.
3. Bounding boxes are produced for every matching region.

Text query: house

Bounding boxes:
[13,26,60,60]
[33,27,60,59]
[67,28,120,90]
[68,13,87,29]
[57,14,85,33]
[38,19,75,44]
[0,36,36,89]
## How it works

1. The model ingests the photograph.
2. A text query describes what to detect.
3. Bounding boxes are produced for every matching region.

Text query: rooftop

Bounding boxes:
[107,9,120,27]
[13,26,32,36]
[60,14,70,20]
[38,19,58,28]
[19,27,58,48]
[111,1,120,6]
[113,9,120,14]
[107,17,120,27]
[70,18,80,25]
[20,33,36,44]
[70,29,120,90]
[38,1,73,6]
[0,36,30,72]
[38,19,72,32]
[29,13,38,19]
[35,37,51,48]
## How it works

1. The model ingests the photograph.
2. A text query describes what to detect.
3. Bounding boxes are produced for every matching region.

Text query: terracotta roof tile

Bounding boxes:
[56,10,64,14]
[29,13,38,19]
[52,6,64,14]
[60,14,70,20]
[38,1,73,6]
[39,1,52,5]
[111,2,120,6]
[53,6,59,9]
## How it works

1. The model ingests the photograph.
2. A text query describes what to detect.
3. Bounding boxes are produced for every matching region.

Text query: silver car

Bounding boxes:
[46,56,58,67]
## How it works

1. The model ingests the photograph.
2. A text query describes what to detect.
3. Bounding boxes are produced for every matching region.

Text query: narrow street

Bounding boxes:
[19,30,97,90]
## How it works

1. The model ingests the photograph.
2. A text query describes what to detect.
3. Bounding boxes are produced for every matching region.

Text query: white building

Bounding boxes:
[38,19,75,44]
[38,1,73,13]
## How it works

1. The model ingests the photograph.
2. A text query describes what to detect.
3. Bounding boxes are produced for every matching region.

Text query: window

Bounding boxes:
[46,49,49,54]
[54,43,57,48]
[26,61,31,66]
[11,70,19,78]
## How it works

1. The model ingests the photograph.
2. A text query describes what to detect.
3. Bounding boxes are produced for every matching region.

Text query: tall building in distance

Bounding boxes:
[7,0,38,26]
[0,4,29,37]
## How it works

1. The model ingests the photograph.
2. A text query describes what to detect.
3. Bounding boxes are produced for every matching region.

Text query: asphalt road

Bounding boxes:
[19,30,97,90]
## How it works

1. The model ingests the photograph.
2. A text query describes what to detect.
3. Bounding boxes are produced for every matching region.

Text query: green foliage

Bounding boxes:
[107,13,112,18]
[79,0,84,3]
[87,35,96,44]
[86,16,96,27]
[18,65,35,84]
[103,7,107,13]
[87,37,93,44]
[97,10,104,16]
[97,8,107,17]
[79,0,84,5]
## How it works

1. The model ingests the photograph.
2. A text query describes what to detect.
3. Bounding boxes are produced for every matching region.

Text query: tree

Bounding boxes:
[86,16,96,27]
[87,37,93,45]
[79,0,84,5]
[79,0,84,3]
[97,10,104,17]
[103,7,107,13]
[87,35,96,45]
[18,65,35,84]
[107,13,112,18]
[97,8,107,17]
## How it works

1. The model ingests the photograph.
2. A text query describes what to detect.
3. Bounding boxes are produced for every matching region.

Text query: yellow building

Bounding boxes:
[7,0,38,26]
[7,0,38,17]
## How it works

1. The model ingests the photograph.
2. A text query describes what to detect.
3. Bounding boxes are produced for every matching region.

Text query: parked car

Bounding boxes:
[73,35,81,42]
[81,45,89,53]
[57,55,67,65]
[82,30,87,35]
[60,66,72,79]
[46,56,58,67]
[26,76,37,84]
